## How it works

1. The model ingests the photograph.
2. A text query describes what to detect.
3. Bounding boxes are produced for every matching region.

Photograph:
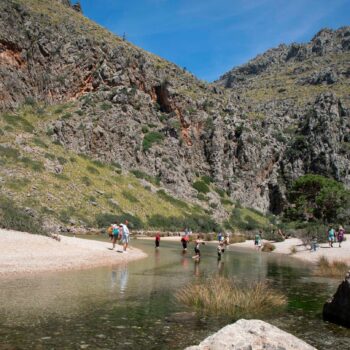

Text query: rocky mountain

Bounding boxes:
[0,0,349,232]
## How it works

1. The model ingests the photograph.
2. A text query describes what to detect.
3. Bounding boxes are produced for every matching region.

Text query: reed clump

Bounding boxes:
[262,242,276,252]
[314,256,349,277]
[176,276,286,318]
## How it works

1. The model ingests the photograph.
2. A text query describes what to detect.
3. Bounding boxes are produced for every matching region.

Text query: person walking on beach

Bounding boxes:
[119,222,130,252]
[112,223,119,249]
[328,226,335,248]
[155,232,161,249]
[255,230,262,251]
[337,225,345,248]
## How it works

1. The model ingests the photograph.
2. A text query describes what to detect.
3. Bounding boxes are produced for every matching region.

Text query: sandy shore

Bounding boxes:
[231,235,350,265]
[0,229,147,276]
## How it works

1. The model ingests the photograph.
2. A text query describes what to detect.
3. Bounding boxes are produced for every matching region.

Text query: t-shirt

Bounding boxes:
[120,224,129,236]
[328,229,335,237]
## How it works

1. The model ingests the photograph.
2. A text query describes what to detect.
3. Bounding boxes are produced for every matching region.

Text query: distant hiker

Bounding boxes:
[217,241,225,260]
[192,235,204,259]
[112,224,119,249]
[119,222,130,252]
[328,226,335,248]
[254,230,262,250]
[224,233,230,246]
[337,226,345,248]
[218,232,223,242]
[181,234,189,251]
[155,232,161,249]
[311,236,318,252]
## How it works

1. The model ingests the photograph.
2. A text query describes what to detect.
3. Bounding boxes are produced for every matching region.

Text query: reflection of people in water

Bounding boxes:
[111,269,117,290]
[217,260,224,275]
[194,259,200,277]
[155,248,160,266]
[118,265,128,294]
[181,251,189,270]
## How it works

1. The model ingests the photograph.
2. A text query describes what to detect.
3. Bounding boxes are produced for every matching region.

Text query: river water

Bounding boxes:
[0,238,349,349]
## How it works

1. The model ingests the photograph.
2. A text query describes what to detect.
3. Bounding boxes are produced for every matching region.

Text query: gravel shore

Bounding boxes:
[0,229,147,276]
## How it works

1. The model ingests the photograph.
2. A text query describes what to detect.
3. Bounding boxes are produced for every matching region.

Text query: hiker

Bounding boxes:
[155,232,161,249]
[217,241,225,260]
[311,235,318,252]
[328,226,335,248]
[218,232,223,242]
[192,235,204,259]
[119,222,130,252]
[254,230,262,251]
[224,232,230,246]
[112,223,119,249]
[181,233,189,251]
[337,225,345,248]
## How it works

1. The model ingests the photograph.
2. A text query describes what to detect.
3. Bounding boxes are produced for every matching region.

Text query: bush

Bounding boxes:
[176,276,286,318]
[86,165,100,175]
[314,256,349,277]
[201,175,213,185]
[193,180,210,194]
[20,157,44,172]
[131,169,160,186]
[95,213,118,228]
[262,242,276,252]
[122,191,139,203]
[142,131,164,151]
[215,187,226,198]
[157,190,188,208]
[0,196,45,235]
[81,176,92,186]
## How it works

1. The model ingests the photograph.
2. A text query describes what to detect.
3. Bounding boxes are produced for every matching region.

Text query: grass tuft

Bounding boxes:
[176,276,286,318]
[314,256,349,278]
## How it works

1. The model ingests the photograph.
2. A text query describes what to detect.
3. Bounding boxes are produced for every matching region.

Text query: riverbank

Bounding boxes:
[231,235,350,265]
[0,229,147,276]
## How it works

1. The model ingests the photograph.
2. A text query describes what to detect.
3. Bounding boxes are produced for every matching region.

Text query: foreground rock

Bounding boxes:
[323,271,350,327]
[185,319,316,350]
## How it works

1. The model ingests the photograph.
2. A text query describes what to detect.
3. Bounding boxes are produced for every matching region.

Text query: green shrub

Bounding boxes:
[95,213,117,228]
[157,190,188,208]
[221,198,233,205]
[215,187,226,198]
[100,102,112,111]
[57,156,68,165]
[0,196,45,235]
[131,169,160,186]
[193,180,210,194]
[86,165,100,175]
[141,126,149,133]
[201,175,213,185]
[197,193,208,201]
[0,145,20,159]
[142,131,164,151]
[44,152,56,161]
[122,191,139,203]
[20,157,44,172]
[32,137,48,149]
[81,176,92,186]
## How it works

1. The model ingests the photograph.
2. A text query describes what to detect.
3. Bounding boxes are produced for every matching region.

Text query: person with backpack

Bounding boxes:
[119,222,130,253]
[328,226,335,248]
[337,225,345,248]
[111,224,119,250]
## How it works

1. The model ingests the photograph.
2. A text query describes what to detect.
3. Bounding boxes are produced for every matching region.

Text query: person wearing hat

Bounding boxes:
[119,222,130,252]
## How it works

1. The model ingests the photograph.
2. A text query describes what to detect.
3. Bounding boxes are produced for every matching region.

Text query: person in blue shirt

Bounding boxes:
[328,226,335,248]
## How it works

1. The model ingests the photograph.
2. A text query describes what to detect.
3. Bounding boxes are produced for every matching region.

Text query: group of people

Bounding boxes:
[327,225,345,248]
[107,221,130,252]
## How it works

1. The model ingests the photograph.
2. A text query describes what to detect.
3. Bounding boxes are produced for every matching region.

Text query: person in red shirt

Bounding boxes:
[155,232,161,249]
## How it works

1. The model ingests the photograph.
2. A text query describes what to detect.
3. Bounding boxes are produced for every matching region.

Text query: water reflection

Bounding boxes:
[0,239,348,350]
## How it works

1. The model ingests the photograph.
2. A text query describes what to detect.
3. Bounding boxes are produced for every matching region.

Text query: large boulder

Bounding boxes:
[185,319,316,350]
[323,271,350,327]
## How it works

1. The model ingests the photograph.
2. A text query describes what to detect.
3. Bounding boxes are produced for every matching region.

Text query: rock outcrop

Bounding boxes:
[323,271,350,328]
[185,319,316,350]
[0,0,349,220]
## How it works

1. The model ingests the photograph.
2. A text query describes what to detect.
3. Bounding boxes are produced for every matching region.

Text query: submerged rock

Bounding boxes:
[185,319,316,350]
[323,271,350,328]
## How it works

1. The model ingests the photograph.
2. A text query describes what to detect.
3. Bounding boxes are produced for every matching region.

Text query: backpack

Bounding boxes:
[107,226,113,235]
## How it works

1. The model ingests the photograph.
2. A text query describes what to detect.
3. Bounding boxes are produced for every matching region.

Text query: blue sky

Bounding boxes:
[79,0,350,82]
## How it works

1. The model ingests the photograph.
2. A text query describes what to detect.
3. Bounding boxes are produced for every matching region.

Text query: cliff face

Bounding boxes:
[1,0,349,220]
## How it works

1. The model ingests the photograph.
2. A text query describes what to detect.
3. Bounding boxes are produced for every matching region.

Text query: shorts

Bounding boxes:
[155,240,160,247]
[328,236,334,242]
[194,247,200,256]
[182,240,187,249]
[122,235,129,244]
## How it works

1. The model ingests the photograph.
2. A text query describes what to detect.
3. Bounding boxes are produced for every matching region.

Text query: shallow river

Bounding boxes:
[0,238,349,349]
